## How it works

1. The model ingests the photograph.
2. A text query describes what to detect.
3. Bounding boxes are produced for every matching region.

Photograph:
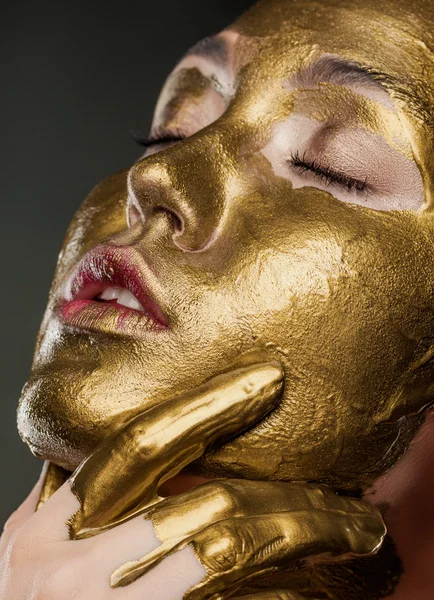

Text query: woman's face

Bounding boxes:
[18,0,434,491]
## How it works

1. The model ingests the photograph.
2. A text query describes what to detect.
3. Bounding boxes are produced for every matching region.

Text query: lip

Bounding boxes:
[59,244,169,335]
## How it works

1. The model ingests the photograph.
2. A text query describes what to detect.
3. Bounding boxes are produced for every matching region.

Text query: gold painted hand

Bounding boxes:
[111,479,386,600]
[67,361,284,539]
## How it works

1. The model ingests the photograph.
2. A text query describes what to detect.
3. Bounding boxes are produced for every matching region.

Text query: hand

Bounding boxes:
[111,478,386,599]
[0,361,284,599]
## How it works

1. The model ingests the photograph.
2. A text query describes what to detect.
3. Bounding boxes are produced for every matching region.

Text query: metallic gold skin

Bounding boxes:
[15,0,434,597]
[111,479,386,598]
[68,361,284,538]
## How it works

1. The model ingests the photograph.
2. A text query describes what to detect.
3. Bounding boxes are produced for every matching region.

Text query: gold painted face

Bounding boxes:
[18,0,434,491]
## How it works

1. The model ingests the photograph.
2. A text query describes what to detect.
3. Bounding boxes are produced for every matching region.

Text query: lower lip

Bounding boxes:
[59,299,167,336]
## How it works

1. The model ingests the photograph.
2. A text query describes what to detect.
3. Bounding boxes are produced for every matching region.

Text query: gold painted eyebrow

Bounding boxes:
[294,55,396,97]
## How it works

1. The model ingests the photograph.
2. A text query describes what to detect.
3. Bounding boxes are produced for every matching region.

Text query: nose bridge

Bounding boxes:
[128,131,234,252]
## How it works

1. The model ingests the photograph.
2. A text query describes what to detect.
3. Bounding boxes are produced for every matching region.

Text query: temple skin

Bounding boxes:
[15,0,434,597]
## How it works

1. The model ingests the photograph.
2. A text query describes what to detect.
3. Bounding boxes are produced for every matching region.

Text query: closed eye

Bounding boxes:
[132,126,186,148]
[289,151,368,195]
[132,126,187,158]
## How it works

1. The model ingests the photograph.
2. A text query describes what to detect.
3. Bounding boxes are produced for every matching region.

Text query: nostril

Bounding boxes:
[171,212,183,235]
[154,205,184,235]
[128,202,142,228]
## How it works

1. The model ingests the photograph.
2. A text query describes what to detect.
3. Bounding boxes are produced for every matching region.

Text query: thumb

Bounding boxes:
[0,461,47,548]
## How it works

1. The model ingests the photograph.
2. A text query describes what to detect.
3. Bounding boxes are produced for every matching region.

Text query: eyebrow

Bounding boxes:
[183,35,228,67]
[293,55,397,95]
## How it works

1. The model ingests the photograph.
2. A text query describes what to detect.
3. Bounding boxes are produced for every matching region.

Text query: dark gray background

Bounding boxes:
[1,0,252,528]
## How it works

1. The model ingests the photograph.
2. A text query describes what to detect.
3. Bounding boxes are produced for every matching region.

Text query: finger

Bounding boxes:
[36,462,70,510]
[21,481,81,543]
[137,479,383,545]
[69,361,283,539]
[183,508,386,600]
[110,500,385,595]
[0,462,47,549]
[78,514,206,600]
[2,464,86,546]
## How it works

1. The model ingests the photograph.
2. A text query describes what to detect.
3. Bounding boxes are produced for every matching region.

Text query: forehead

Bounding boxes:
[179,0,434,118]
[238,0,432,90]
[232,0,434,63]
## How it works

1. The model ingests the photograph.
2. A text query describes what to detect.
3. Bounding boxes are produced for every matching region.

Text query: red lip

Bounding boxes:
[60,245,169,334]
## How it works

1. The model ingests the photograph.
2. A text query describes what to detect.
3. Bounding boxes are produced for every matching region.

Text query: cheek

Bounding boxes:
[202,209,433,489]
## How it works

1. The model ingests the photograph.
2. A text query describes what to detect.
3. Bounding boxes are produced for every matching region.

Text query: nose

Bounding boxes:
[127,137,228,252]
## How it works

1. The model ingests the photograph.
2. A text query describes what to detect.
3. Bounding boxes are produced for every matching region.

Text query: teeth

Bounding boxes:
[117,289,145,312]
[97,287,145,312]
[99,287,123,301]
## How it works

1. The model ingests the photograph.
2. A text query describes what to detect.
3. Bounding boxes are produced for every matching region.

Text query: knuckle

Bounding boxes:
[208,480,238,512]
[217,531,239,568]
[35,550,102,600]
[2,509,22,535]
[4,528,31,569]
[128,427,154,460]
[199,523,240,572]
[38,560,77,599]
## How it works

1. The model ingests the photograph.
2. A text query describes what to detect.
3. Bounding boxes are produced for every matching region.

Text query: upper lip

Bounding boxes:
[62,244,169,328]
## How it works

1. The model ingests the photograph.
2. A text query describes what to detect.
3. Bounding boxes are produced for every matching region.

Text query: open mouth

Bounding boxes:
[94,286,147,312]
[59,244,169,334]
[72,282,152,315]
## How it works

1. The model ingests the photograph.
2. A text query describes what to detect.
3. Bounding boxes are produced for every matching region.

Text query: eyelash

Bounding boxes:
[131,126,186,147]
[289,151,368,194]
[133,132,368,195]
